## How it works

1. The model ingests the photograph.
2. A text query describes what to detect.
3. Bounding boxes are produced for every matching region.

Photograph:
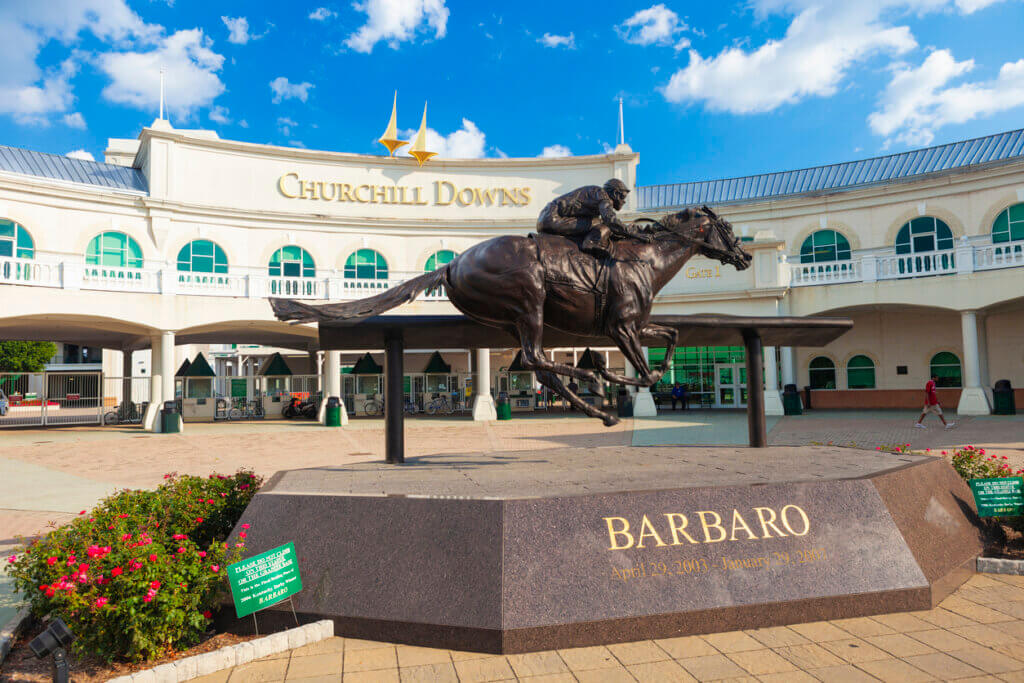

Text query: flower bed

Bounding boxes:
[5,470,263,663]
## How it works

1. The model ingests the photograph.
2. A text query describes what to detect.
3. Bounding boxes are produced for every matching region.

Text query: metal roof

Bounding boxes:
[637,128,1024,210]
[0,145,147,193]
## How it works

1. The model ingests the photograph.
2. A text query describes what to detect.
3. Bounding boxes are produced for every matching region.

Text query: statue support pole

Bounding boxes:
[743,328,767,447]
[385,330,405,463]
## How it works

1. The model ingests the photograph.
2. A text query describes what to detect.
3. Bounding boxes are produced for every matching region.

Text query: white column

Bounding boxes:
[633,346,657,417]
[764,346,784,416]
[144,335,163,432]
[780,347,796,388]
[472,348,496,420]
[624,357,637,395]
[319,350,348,425]
[161,331,175,403]
[978,315,992,404]
[957,310,992,415]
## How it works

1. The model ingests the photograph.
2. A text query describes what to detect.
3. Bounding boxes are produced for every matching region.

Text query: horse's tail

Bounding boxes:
[271,268,446,323]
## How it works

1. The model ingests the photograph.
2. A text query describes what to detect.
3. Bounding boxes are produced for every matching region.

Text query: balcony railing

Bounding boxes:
[789,236,1022,287]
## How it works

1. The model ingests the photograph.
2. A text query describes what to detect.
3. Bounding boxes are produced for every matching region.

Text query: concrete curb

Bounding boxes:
[107,619,333,683]
[978,556,1024,575]
[0,605,31,666]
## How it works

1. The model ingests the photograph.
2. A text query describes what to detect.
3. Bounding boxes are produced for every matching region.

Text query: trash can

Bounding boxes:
[993,379,1016,415]
[617,389,633,418]
[783,384,803,416]
[160,400,181,434]
[803,385,812,411]
[496,392,512,420]
[325,396,342,426]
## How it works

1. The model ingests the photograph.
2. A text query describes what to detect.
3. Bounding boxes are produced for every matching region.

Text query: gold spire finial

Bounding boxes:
[378,91,407,156]
[408,102,437,167]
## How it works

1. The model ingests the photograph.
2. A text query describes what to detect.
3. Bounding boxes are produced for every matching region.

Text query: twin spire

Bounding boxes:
[378,91,437,166]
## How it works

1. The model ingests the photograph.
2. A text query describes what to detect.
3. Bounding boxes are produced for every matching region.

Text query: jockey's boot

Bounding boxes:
[581,226,612,259]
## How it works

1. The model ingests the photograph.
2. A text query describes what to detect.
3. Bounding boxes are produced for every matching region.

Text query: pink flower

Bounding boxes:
[177,547,186,554]
[241,523,250,529]
[173,534,187,540]
[93,597,108,609]
[198,551,207,558]
[195,517,204,523]
[211,564,220,573]
[47,557,57,566]
[207,499,215,504]
[150,580,161,590]
[6,555,16,564]
[111,567,123,577]
[129,559,143,571]
[121,534,132,542]
[239,532,247,540]
[148,554,158,562]
[79,510,86,515]
[203,610,212,619]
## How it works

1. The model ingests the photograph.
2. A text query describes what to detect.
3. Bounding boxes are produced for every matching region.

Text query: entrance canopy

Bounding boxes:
[422,351,451,374]
[318,314,852,350]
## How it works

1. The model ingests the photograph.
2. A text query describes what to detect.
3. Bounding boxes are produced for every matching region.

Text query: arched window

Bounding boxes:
[269,246,315,277]
[930,352,962,388]
[895,217,954,254]
[425,249,457,272]
[0,219,33,259]
[86,232,143,268]
[344,249,388,280]
[992,203,1024,244]
[176,240,228,273]
[847,355,875,389]
[809,357,836,389]
[799,230,851,264]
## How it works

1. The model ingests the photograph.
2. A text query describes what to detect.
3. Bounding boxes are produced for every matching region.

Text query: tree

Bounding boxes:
[0,341,57,372]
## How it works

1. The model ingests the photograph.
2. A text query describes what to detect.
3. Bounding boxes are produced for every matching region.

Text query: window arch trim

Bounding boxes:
[85,231,144,268]
[176,239,228,273]
[269,245,316,277]
[799,230,852,264]
[0,219,34,259]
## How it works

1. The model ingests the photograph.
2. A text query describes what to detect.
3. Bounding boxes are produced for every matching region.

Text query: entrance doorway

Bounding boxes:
[714,364,747,408]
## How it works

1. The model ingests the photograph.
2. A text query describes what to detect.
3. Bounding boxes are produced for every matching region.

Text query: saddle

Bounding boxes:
[529,233,612,330]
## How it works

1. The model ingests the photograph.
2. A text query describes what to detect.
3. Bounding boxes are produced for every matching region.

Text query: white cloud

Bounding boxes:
[309,7,337,21]
[540,144,572,158]
[538,32,575,49]
[238,119,249,128]
[97,28,225,120]
[345,0,449,53]
[209,105,230,125]
[221,16,250,44]
[0,0,158,124]
[399,118,486,158]
[278,116,298,136]
[660,0,1011,114]
[617,4,689,50]
[62,112,86,129]
[870,49,1024,146]
[65,149,95,161]
[270,76,313,104]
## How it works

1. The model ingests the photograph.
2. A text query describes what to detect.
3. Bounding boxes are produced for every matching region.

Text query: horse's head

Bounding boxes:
[656,206,752,271]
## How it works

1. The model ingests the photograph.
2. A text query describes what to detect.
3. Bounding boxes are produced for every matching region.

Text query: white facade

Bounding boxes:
[1,121,1023,422]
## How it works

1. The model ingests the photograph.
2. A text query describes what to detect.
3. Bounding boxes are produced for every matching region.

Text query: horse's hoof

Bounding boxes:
[602,415,620,427]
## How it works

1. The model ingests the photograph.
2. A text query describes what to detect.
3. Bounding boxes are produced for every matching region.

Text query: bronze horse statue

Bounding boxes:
[272,206,752,426]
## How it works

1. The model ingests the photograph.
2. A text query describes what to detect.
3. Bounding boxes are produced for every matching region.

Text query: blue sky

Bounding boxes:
[2,0,1023,185]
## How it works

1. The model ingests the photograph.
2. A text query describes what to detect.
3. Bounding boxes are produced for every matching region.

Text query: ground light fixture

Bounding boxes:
[28,618,74,683]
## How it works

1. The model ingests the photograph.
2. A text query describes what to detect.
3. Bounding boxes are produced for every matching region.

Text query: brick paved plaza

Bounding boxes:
[3,410,1023,681]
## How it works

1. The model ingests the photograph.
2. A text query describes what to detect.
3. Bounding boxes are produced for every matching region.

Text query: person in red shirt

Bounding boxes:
[915,375,955,429]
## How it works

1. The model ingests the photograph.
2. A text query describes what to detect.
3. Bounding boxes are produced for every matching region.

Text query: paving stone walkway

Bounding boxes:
[191,572,1024,682]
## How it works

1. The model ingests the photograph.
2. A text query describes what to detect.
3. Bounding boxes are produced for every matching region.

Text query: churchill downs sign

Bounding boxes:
[278,172,532,207]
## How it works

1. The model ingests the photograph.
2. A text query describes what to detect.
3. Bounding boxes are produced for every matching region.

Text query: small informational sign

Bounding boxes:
[969,477,1024,517]
[227,542,303,618]
[66,393,80,401]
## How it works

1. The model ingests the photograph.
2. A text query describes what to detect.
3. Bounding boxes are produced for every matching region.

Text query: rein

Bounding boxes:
[640,215,737,261]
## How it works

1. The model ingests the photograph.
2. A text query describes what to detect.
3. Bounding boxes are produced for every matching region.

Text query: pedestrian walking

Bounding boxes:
[916,375,955,429]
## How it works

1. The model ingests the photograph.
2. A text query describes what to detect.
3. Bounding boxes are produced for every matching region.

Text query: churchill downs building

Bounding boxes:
[1,117,1022,429]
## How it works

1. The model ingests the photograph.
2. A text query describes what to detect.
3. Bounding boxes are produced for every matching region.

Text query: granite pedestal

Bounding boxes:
[226,446,983,653]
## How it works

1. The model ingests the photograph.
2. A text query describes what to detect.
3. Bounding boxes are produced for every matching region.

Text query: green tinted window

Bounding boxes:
[177,240,228,273]
[992,203,1024,243]
[344,249,388,279]
[895,217,953,254]
[269,245,315,277]
[0,220,33,258]
[799,230,852,264]
[425,249,457,271]
[846,355,875,389]
[809,356,836,389]
[86,231,143,268]
[930,352,962,388]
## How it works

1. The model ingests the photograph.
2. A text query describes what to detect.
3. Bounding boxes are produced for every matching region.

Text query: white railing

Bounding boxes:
[174,272,248,297]
[265,276,326,299]
[789,260,861,286]
[975,242,1024,271]
[82,264,160,293]
[875,250,957,279]
[0,255,61,287]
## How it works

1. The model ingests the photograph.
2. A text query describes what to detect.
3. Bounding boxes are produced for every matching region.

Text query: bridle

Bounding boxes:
[637,207,744,263]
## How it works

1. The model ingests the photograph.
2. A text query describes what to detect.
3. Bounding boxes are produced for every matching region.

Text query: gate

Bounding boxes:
[0,371,104,427]
[101,376,153,426]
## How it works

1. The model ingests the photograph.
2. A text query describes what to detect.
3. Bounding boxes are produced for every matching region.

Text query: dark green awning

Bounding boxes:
[175,359,192,377]
[352,353,383,375]
[576,348,602,370]
[423,351,451,374]
[508,350,528,372]
[182,353,216,378]
[258,352,293,376]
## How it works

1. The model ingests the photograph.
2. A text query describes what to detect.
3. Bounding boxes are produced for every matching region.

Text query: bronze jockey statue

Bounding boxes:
[536,178,651,259]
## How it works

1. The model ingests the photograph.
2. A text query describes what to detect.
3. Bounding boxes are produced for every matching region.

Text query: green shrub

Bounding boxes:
[5,470,262,662]
[948,445,1024,480]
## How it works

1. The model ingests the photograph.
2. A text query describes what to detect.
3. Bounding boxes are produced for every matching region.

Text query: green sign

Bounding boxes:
[227,542,303,618]
[969,477,1024,517]
[230,378,248,398]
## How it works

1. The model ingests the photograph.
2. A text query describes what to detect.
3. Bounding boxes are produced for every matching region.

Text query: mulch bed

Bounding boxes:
[982,519,1024,560]
[0,616,257,683]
